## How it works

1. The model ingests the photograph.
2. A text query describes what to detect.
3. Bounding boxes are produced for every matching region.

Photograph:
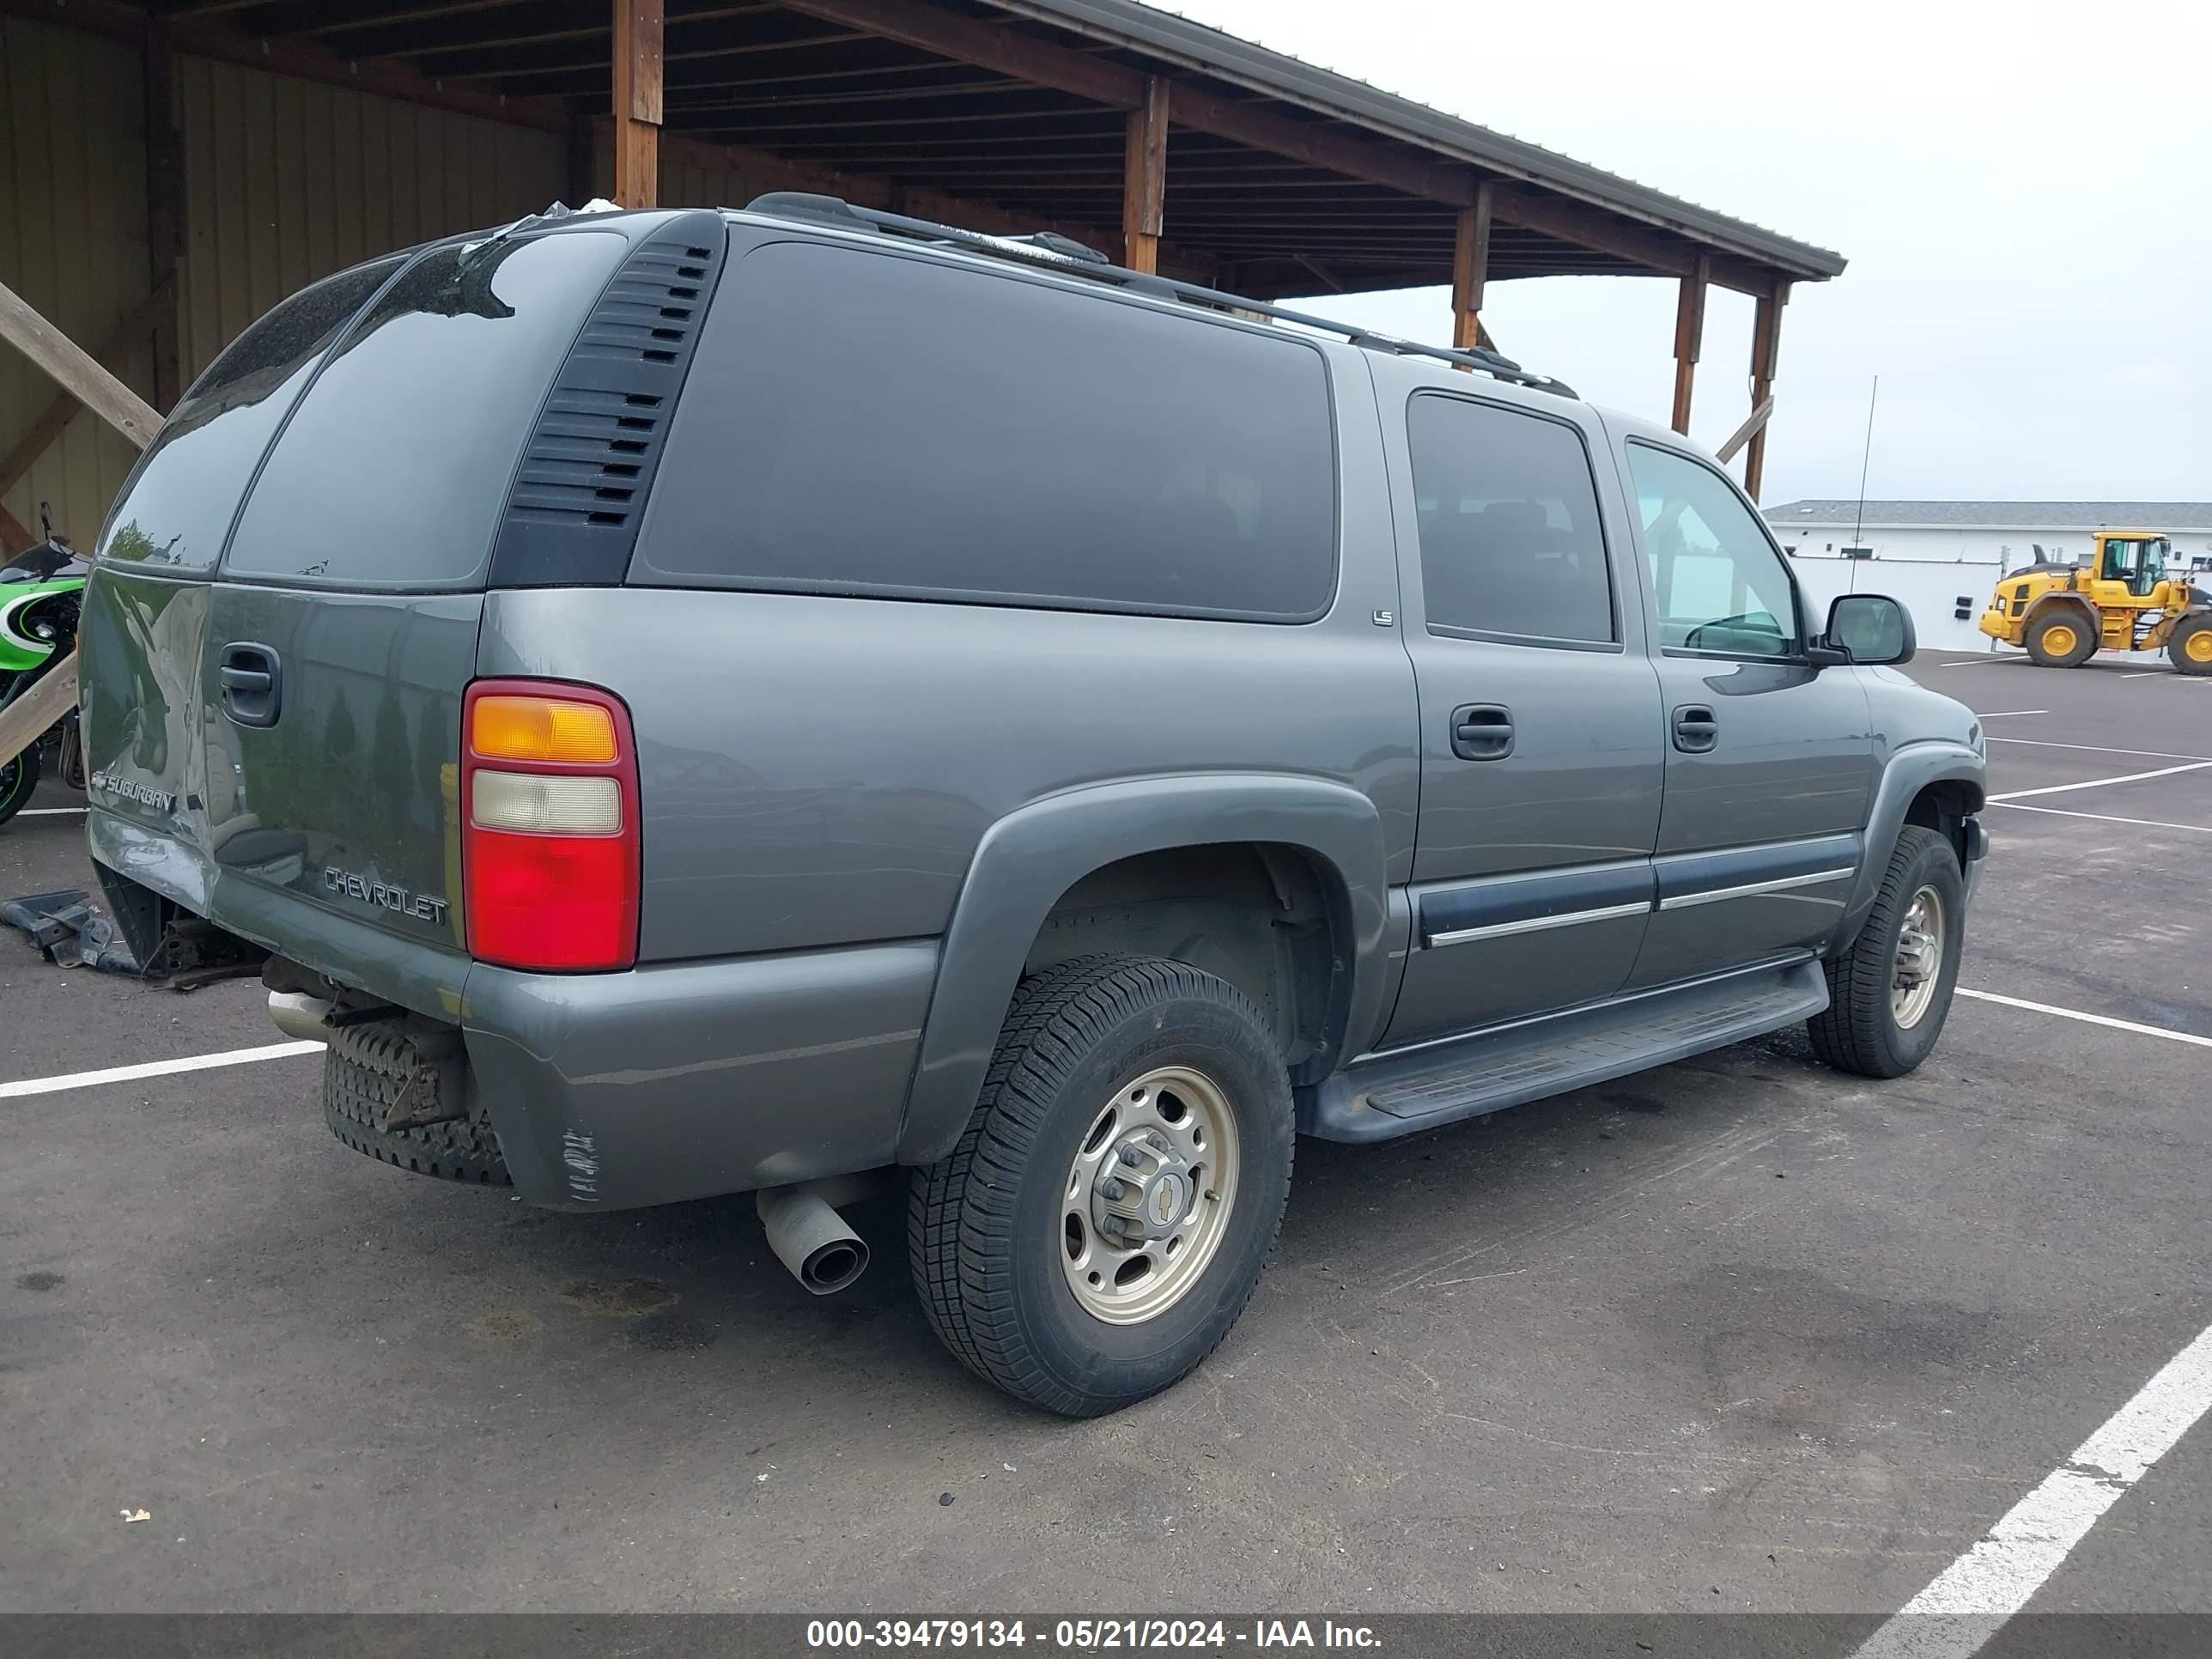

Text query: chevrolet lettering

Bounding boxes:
[323,867,449,927]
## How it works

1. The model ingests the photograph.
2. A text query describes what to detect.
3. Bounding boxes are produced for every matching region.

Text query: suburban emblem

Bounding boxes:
[88,769,177,816]
[324,866,449,926]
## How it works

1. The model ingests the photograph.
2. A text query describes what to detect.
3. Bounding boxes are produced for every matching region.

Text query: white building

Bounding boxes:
[1762,501,2212,652]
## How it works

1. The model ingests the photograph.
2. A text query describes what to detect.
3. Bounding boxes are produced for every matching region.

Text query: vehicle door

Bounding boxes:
[1378,385,1664,1048]
[1613,435,1875,989]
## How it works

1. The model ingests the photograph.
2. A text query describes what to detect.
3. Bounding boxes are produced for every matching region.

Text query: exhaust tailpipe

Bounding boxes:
[267,990,334,1043]
[757,1183,870,1295]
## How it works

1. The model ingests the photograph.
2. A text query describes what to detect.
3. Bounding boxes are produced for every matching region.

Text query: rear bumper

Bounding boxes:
[91,805,936,1210]
[461,940,936,1210]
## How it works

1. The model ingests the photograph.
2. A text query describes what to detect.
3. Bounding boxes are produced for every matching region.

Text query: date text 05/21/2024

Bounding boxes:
[805,1621,1382,1650]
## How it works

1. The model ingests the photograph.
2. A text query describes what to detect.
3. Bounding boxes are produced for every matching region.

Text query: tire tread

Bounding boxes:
[1808,824,1953,1078]
[907,954,1290,1416]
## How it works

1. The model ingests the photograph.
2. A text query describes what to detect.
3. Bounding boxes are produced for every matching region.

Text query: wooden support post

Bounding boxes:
[1669,255,1707,436]
[0,499,34,556]
[1742,283,1788,502]
[0,278,161,452]
[611,0,664,210]
[143,18,184,413]
[0,275,178,507]
[1121,76,1169,273]
[0,649,76,772]
[1714,397,1774,466]
[1450,182,1492,361]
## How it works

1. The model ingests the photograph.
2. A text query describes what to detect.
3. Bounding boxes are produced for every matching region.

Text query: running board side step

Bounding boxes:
[1302,957,1828,1143]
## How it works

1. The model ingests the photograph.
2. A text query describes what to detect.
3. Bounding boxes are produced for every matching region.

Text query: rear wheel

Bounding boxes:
[908,955,1294,1417]
[2024,609,2097,667]
[1807,825,1965,1079]
[0,739,41,829]
[2169,615,2212,676]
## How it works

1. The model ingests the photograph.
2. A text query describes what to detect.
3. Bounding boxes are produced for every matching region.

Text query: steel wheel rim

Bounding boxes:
[2042,623,2076,656]
[1891,884,1945,1030]
[1061,1065,1241,1326]
[2187,631,2212,664]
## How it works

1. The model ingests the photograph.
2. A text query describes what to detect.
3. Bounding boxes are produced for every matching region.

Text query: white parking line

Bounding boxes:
[0,1039,325,1101]
[1850,1322,2212,1659]
[18,806,86,817]
[1988,737,2209,762]
[1942,658,2019,666]
[1974,710,2047,719]
[1988,802,2212,835]
[1989,760,2212,802]
[1956,988,2212,1048]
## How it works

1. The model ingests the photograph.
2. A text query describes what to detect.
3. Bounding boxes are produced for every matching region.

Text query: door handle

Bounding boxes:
[1449,702,1514,761]
[1672,703,1718,753]
[220,642,283,727]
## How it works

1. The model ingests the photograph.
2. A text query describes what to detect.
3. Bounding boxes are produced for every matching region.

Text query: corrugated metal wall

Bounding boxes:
[1,17,566,549]
[173,56,565,384]
[0,16,154,548]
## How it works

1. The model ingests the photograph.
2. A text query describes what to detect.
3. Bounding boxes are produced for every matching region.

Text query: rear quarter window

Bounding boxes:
[629,240,1340,622]
[96,257,403,574]
[222,230,629,590]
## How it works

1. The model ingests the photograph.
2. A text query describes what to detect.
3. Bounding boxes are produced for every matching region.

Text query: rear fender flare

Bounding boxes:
[1837,741,1984,949]
[896,774,1394,1165]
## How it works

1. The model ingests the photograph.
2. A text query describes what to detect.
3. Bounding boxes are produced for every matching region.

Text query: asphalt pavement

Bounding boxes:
[3,648,2208,1627]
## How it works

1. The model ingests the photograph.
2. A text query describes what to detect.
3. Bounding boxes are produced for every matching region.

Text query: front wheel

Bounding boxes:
[908,955,1294,1417]
[2024,610,2097,667]
[0,738,41,829]
[2168,614,2212,676]
[1807,825,1966,1079]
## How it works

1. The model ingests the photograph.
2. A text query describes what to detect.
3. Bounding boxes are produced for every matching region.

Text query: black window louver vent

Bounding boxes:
[488,210,728,586]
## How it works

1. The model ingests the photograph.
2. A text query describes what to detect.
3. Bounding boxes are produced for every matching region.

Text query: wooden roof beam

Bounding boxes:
[0,0,574,131]
[774,0,1794,290]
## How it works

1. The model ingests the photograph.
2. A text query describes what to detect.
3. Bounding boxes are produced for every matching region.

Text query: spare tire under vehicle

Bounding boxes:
[321,1018,510,1187]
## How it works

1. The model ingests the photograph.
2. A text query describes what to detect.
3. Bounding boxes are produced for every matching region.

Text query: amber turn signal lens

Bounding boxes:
[470,695,618,764]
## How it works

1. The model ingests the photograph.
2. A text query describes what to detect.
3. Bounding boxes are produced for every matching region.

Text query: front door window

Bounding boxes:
[1626,444,1801,659]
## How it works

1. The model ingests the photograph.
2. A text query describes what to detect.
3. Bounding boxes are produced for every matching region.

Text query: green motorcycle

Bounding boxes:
[0,512,89,829]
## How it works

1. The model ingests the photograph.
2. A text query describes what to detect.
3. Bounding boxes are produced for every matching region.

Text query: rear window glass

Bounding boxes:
[1407,394,1613,646]
[223,230,626,589]
[631,241,1339,621]
[96,257,402,573]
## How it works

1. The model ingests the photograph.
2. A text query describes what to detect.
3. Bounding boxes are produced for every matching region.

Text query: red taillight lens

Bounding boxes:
[462,679,639,972]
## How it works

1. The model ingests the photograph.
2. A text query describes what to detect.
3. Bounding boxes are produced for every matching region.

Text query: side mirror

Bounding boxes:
[1821,593,1916,665]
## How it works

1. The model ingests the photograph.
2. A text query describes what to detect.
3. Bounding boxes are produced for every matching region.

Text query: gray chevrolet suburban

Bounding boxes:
[78,196,1986,1416]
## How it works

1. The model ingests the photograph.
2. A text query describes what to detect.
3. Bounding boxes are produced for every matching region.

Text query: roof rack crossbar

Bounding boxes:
[739,191,1577,398]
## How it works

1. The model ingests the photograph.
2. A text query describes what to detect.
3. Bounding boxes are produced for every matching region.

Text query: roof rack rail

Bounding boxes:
[742,191,1577,398]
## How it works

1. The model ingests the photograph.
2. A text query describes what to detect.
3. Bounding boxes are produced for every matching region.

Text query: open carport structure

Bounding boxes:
[1,0,1844,564]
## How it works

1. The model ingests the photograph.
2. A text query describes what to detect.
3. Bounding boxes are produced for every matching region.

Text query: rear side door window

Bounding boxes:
[1405,393,1615,647]
[1626,443,1802,659]
[631,240,1340,622]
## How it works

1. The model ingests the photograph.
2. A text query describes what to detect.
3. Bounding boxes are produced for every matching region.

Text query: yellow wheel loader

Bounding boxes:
[1977,532,2212,673]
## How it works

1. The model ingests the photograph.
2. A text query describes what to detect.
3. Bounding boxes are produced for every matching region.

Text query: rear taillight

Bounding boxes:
[462,679,639,971]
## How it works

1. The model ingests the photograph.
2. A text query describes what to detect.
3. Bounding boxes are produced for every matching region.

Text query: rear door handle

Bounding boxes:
[220,642,282,727]
[1449,702,1514,761]
[1672,703,1718,753]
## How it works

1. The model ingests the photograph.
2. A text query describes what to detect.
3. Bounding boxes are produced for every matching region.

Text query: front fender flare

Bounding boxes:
[1837,741,1985,949]
[2023,593,2099,632]
[895,773,1395,1165]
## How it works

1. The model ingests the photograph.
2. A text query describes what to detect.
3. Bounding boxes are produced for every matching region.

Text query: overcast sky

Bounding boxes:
[1165,0,2211,506]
